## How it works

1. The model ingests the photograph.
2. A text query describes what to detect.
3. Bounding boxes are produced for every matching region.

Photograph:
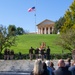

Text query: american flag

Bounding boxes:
[28,7,35,12]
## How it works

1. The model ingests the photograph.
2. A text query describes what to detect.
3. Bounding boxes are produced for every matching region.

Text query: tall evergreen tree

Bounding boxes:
[61,0,75,32]
[54,17,65,34]
[56,0,75,52]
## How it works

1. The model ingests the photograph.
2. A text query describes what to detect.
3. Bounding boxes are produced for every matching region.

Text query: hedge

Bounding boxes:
[0,52,72,60]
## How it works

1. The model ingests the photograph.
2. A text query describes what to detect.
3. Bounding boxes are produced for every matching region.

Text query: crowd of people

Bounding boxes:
[29,46,50,60]
[3,45,75,75]
[30,58,75,75]
[4,48,14,60]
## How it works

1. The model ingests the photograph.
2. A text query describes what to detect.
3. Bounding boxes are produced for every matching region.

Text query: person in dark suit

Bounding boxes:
[10,50,14,60]
[4,48,8,60]
[35,47,39,59]
[29,47,34,60]
[46,46,50,60]
[54,59,71,75]
[69,65,75,75]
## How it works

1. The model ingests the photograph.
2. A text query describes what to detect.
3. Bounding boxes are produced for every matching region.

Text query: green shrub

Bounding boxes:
[0,53,72,60]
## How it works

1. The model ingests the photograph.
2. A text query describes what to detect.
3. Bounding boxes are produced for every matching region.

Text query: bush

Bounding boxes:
[51,53,72,59]
[0,53,72,60]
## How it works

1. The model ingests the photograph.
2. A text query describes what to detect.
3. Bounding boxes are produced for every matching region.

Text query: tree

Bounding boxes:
[61,0,75,32]
[57,29,75,52]
[16,27,24,35]
[8,25,16,36]
[0,25,16,53]
[54,17,65,34]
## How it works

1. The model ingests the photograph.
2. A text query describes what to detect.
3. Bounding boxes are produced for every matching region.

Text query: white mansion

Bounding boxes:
[37,19,55,34]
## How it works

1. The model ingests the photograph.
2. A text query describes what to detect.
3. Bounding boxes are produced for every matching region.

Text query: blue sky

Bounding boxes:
[0,0,73,32]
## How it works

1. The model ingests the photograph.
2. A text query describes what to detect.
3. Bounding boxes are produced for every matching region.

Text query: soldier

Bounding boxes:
[4,48,8,60]
[29,47,34,60]
[7,49,10,60]
[38,46,45,60]
[46,46,50,60]
[38,47,41,58]
[10,50,14,60]
[41,48,45,60]
[35,47,39,59]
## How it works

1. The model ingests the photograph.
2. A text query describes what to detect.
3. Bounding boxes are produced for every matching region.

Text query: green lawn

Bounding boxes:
[7,34,70,54]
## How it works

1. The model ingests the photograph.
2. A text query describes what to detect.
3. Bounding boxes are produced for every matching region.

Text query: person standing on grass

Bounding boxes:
[46,46,50,60]
[10,50,14,60]
[29,47,34,60]
[7,49,10,60]
[4,48,8,60]
[35,47,39,59]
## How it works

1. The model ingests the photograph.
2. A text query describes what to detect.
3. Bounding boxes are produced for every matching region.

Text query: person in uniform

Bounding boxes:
[4,48,8,60]
[46,46,50,60]
[29,47,34,60]
[41,48,45,60]
[35,47,39,59]
[10,50,14,60]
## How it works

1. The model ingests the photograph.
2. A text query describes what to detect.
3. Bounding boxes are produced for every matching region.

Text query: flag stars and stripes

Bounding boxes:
[28,7,35,12]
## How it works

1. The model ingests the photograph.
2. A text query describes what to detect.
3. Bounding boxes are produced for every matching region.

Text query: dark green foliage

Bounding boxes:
[16,27,24,35]
[51,53,72,59]
[61,0,75,32]
[0,25,16,52]
[54,17,65,34]
[8,25,16,36]
[0,53,72,59]
[56,29,75,52]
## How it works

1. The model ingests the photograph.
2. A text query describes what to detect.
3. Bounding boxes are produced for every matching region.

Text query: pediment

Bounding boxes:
[37,19,54,26]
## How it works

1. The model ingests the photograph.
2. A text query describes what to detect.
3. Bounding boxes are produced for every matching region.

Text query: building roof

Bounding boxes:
[36,19,55,26]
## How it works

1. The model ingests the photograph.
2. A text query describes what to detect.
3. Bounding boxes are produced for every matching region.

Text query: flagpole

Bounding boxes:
[34,0,37,33]
[34,11,36,33]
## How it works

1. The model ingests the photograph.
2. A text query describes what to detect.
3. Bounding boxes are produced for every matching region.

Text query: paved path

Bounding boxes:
[0,60,59,75]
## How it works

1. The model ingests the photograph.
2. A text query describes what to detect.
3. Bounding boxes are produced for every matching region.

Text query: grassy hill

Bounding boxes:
[8,34,70,54]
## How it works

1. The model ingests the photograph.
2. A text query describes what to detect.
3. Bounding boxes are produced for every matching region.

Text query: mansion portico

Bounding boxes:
[37,19,55,34]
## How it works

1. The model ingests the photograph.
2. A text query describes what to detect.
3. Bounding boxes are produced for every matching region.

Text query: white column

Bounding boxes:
[49,27,51,32]
[41,28,43,34]
[37,28,39,34]
[40,28,41,34]
[44,27,46,34]
[48,27,50,34]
